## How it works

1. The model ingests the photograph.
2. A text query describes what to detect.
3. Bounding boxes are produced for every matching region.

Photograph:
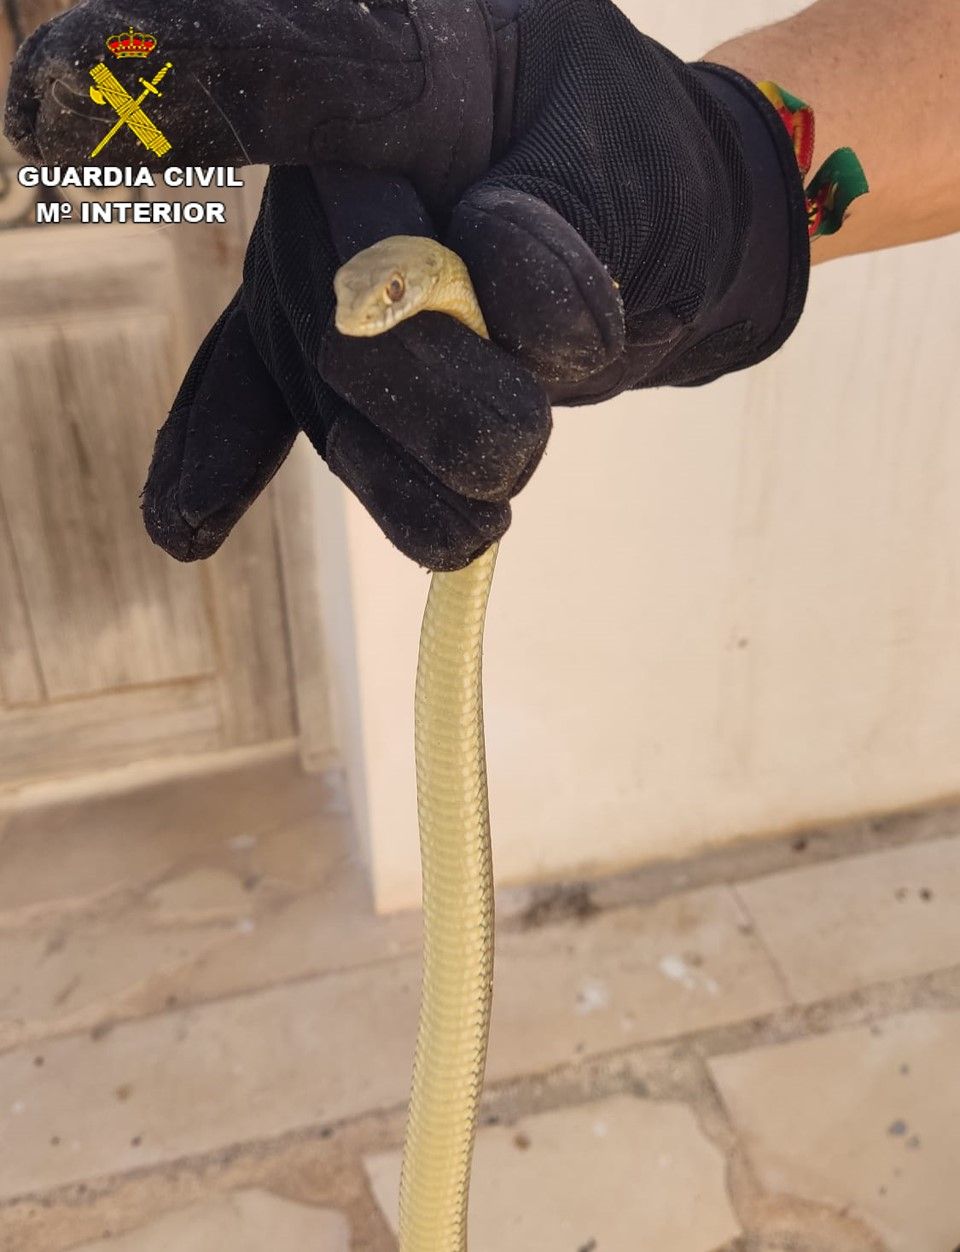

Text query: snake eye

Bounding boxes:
[385,274,405,304]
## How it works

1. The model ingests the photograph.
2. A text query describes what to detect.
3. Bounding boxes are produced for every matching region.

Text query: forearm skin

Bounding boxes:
[707,0,960,262]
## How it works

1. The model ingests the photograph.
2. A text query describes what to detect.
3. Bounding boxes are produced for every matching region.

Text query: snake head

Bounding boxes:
[333,236,446,337]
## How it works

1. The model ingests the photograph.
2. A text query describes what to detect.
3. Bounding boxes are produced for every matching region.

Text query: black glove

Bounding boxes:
[444,0,811,400]
[5,0,809,570]
[145,166,552,571]
[4,0,510,207]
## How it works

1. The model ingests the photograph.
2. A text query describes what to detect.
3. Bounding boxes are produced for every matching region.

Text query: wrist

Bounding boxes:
[647,62,811,387]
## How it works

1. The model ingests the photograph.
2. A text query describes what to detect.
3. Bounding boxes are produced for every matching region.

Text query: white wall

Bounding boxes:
[319,1,960,912]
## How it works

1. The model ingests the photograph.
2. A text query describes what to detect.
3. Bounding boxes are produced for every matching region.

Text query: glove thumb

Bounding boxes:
[142,293,298,561]
[445,184,625,399]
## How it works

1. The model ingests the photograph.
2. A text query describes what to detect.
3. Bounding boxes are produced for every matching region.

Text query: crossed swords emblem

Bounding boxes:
[88,60,173,159]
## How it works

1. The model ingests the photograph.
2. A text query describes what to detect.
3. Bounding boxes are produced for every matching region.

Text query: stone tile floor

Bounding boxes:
[1,752,959,1251]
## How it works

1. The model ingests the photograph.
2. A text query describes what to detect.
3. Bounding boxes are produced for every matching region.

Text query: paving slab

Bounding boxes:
[0,887,422,1054]
[741,1192,889,1252]
[69,1189,349,1251]
[709,1010,960,1252]
[365,1094,742,1250]
[0,754,338,927]
[735,835,960,1001]
[0,960,420,1199]
[0,918,235,1051]
[143,868,252,924]
[0,756,422,1050]
[0,881,784,1199]
[490,885,786,1073]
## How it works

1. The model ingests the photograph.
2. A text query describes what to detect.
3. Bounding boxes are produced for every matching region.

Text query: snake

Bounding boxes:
[334,235,499,1251]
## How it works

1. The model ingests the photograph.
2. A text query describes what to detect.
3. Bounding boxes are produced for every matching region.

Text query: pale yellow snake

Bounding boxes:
[335,236,498,1251]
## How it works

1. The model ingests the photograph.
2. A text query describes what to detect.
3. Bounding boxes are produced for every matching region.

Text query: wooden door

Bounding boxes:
[0,4,335,789]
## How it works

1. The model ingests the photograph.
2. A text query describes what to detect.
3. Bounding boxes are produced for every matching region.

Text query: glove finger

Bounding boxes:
[446,184,626,390]
[247,264,512,569]
[321,312,551,504]
[253,169,551,505]
[241,169,516,566]
[142,292,298,562]
[4,0,495,207]
[323,399,510,572]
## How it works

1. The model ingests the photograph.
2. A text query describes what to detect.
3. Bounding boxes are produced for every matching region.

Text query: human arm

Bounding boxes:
[708,0,960,262]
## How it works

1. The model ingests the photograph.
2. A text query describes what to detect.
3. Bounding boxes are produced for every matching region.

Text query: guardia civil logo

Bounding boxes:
[88,26,173,159]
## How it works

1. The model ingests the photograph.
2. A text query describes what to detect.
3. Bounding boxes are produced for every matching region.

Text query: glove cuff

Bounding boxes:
[647,62,811,388]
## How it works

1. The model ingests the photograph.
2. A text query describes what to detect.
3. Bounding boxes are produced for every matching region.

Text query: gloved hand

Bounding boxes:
[147,166,552,571]
[5,0,552,570]
[446,0,812,400]
[5,0,810,569]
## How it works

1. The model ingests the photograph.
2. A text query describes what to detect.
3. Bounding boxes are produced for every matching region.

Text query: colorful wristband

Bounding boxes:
[756,80,869,239]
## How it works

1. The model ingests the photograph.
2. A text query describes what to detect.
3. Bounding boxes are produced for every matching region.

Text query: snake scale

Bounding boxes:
[335,236,500,1251]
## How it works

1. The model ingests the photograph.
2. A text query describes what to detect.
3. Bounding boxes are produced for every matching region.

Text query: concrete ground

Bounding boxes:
[1,752,959,1252]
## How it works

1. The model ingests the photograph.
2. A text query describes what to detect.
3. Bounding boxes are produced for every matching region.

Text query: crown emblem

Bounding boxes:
[106,27,157,58]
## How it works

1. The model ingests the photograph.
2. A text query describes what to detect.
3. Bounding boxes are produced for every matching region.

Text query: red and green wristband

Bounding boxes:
[756,80,869,239]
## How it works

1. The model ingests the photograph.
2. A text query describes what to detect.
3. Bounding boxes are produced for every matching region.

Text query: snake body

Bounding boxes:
[335,236,497,1251]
